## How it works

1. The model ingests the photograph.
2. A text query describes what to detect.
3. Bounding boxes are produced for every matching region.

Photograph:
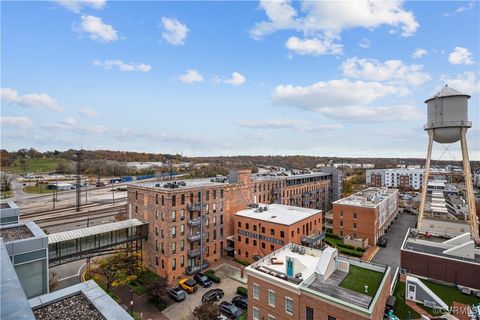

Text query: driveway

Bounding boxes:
[372,213,417,269]
[161,264,242,320]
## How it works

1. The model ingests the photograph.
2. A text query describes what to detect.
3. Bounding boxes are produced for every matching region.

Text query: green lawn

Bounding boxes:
[393,281,420,320]
[23,185,53,194]
[339,265,384,297]
[421,280,480,308]
[3,158,59,173]
[0,190,13,199]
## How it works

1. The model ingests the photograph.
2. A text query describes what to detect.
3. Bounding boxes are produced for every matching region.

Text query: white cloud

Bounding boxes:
[448,47,474,65]
[161,17,189,46]
[238,119,309,129]
[79,107,99,118]
[443,1,475,16]
[60,117,76,127]
[412,48,428,59]
[441,72,480,95]
[93,59,151,72]
[179,69,204,84]
[359,38,370,48]
[85,125,108,134]
[271,79,421,121]
[1,116,33,129]
[224,72,246,86]
[341,57,431,86]
[250,0,419,41]
[79,15,118,42]
[1,87,62,112]
[55,0,106,13]
[43,117,77,130]
[285,36,343,56]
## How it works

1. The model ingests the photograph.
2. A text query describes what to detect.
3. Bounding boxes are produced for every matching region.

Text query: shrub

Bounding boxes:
[205,270,221,283]
[339,248,364,257]
[326,232,341,239]
[355,247,366,252]
[236,286,248,297]
[337,242,355,250]
[325,239,334,247]
[234,258,250,266]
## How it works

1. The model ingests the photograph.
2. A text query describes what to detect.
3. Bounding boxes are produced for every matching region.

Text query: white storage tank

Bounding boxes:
[424,85,471,144]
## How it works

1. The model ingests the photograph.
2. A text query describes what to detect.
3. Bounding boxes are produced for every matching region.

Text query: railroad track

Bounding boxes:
[21,201,127,220]
[37,209,126,229]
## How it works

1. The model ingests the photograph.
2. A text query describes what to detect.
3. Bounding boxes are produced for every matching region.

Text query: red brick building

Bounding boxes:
[234,204,322,262]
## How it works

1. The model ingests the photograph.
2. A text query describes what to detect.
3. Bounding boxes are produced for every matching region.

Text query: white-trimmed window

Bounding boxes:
[268,290,275,307]
[253,283,260,300]
[285,297,293,315]
[253,307,260,320]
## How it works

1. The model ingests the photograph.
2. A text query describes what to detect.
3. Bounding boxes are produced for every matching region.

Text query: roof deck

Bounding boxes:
[246,243,389,312]
[334,187,397,208]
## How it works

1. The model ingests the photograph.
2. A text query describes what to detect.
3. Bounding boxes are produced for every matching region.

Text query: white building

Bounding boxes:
[366,168,424,190]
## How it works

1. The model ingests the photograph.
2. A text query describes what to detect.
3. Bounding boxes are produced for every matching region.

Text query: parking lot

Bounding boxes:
[161,264,244,320]
[372,213,417,269]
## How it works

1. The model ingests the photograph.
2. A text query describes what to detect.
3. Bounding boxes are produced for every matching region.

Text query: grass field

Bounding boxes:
[393,281,420,320]
[3,158,59,173]
[0,191,13,199]
[339,265,384,297]
[23,185,53,194]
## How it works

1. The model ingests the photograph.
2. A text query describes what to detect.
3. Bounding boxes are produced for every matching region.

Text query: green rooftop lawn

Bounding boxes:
[339,265,384,297]
[421,279,480,308]
[393,281,420,320]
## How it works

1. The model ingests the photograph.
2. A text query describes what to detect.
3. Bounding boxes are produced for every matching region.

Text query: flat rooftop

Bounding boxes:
[131,177,229,190]
[1,203,11,209]
[247,243,388,311]
[33,294,104,320]
[402,229,480,263]
[235,204,320,225]
[253,171,329,181]
[0,225,34,242]
[334,187,397,208]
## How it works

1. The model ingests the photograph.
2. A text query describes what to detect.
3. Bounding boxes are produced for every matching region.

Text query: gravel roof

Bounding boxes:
[0,225,34,242]
[33,294,105,320]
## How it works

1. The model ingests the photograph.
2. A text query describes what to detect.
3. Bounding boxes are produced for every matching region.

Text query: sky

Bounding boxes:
[1,0,479,160]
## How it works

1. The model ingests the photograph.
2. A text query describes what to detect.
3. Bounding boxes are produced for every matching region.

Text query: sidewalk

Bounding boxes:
[362,246,379,261]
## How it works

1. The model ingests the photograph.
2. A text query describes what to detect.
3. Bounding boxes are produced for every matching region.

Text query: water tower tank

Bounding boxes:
[424,85,471,144]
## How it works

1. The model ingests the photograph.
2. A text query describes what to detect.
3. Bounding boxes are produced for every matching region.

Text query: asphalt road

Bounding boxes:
[372,213,418,269]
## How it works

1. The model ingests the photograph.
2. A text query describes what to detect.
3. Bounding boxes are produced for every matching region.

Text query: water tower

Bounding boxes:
[418,85,478,238]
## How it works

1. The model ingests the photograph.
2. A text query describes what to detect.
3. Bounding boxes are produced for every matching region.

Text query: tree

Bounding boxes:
[97,251,145,291]
[0,173,13,197]
[147,277,168,310]
[190,301,220,320]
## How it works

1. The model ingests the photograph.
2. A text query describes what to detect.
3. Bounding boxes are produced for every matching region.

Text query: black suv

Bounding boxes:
[168,287,186,302]
[231,295,248,310]
[194,272,213,288]
[378,237,388,247]
[202,288,224,303]
[218,301,242,319]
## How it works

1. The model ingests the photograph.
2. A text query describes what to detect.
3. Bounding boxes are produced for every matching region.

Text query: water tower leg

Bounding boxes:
[460,128,479,239]
[418,130,433,229]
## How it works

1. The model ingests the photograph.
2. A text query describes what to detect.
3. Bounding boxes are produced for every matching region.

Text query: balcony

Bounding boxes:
[188,233,205,242]
[188,203,202,211]
[188,248,201,258]
[188,218,202,227]
[186,262,209,275]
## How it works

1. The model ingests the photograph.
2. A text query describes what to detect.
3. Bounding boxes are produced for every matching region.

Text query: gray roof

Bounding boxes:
[48,219,144,244]
[425,85,471,102]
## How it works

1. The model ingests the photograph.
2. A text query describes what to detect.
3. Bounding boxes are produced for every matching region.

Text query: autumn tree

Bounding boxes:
[190,301,220,320]
[97,251,145,292]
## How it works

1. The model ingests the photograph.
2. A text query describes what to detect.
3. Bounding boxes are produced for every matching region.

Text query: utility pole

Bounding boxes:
[74,150,82,212]
[111,182,115,205]
[84,175,88,203]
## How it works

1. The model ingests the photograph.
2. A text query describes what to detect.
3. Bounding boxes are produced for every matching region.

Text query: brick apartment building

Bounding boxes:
[234,204,322,262]
[128,169,341,283]
[332,187,398,246]
[246,243,392,320]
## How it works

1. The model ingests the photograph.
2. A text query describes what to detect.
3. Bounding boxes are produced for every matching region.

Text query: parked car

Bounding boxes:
[378,237,388,247]
[96,182,105,187]
[231,295,248,310]
[218,301,242,319]
[194,272,213,288]
[178,278,198,294]
[168,287,186,302]
[202,289,224,303]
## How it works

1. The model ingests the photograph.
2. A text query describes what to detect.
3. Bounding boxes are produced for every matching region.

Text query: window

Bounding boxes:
[180,240,185,251]
[213,190,217,199]
[246,223,249,230]
[172,242,176,254]
[306,306,314,320]
[246,251,249,258]
[280,231,285,238]
[220,189,223,198]
[285,297,293,314]
[340,231,343,236]
[172,258,176,271]
[253,240,257,246]
[327,316,336,320]
[181,194,185,205]
[172,226,176,238]
[172,195,176,206]
[253,284,260,300]
[353,212,357,219]
[238,235,241,242]
[155,227,158,236]
[261,227,265,233]
[268,290,275,307]
[238,249,241,256]
[180,255,184,267]
[172,210,176,222]
[245,238,249,244]
[155,256,159,266]
[161,195,164,206]
[270,229,275,236]
[181,224,185,235]
[253,307,260,320]
[291,230,294,237]
[135,191,138,200]
[156,194,158,205]
[340,221,343,227]
[340,211,343,217]
[261,242,265,249]
[353,223,357,229]
[238,221,241,228]
[270,244,274,251]
[253,225,257,232]
[180,209,185,220]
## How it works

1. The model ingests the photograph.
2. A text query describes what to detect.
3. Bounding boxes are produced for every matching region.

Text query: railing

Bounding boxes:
[186,262,209,275]
[188,203,202,211]
[188,218,202,227]
[188,233,205,242]
[188,248,201,258]
[423,120,472,130]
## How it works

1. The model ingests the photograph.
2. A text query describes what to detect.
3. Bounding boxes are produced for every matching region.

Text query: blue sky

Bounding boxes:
[1,1,479,160]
